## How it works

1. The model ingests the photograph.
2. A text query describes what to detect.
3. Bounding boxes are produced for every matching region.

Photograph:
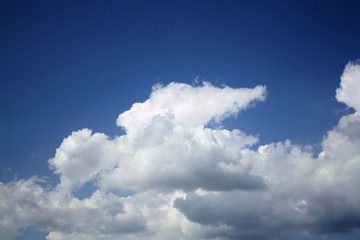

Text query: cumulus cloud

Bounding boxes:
[1,63,360,240]
[336,61,360,111]
[50,82,267,193]
[98,125,265,192]
[117,82,267,136]
[0,177,146,240]
[48,129,122,191]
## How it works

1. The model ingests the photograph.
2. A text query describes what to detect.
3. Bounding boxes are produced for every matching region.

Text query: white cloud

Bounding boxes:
[49,82,266,193]
[48,129,122,191]
[98,125,265,192]
[0,177,146,240]
[116,82,266,137]
[1,63,360,240]
[336,61,360,111]
[175,114,360,237]
[174,63,360,238]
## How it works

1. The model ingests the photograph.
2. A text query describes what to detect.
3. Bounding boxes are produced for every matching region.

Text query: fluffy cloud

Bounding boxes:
[1,63,360,240]
[117,82,267,136]
[336,61,360,111]
[98,126,265,192]
[0,177,146,240]
[49,82,267,193]
[48,129,122,191]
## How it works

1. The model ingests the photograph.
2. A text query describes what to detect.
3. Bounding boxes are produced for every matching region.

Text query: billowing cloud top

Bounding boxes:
[117,82,266,135]
[1,62,360,240]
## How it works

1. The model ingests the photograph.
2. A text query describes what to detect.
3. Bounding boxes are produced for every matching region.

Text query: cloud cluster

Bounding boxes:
[49,82,267,194]
[0,177,146,240]
[1,63,360,240]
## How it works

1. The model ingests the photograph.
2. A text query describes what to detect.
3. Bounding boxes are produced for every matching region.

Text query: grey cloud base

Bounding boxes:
[1,63,360,240]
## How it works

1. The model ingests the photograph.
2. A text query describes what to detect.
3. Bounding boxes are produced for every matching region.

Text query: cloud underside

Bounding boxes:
[1,63,360,240]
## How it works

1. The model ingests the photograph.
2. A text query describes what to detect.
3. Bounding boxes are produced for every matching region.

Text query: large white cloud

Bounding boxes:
[1,63,360,240]
[49,82,267,193]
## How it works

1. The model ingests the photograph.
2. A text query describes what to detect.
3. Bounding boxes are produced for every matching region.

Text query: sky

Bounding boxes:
[1,0,360,239]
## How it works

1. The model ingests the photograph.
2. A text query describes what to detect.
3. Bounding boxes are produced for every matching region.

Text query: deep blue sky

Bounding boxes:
[1,0,360,205]
[1,0,359,180]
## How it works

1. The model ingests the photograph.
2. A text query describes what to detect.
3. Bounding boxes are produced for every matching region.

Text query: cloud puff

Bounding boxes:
[1,63,360,240]
[117,82,267,136]
[48,129,122,191]
[336,61,360,111]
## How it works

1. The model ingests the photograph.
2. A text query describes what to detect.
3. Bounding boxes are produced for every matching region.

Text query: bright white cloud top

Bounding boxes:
[1,62,360,240]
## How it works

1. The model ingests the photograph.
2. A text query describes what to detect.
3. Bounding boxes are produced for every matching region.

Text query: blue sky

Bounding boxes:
[1,1,360,240]
[1,0,358,179]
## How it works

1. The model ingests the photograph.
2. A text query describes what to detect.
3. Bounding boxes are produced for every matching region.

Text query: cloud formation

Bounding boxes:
[1,63,360,240]
[336,62,360,111]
